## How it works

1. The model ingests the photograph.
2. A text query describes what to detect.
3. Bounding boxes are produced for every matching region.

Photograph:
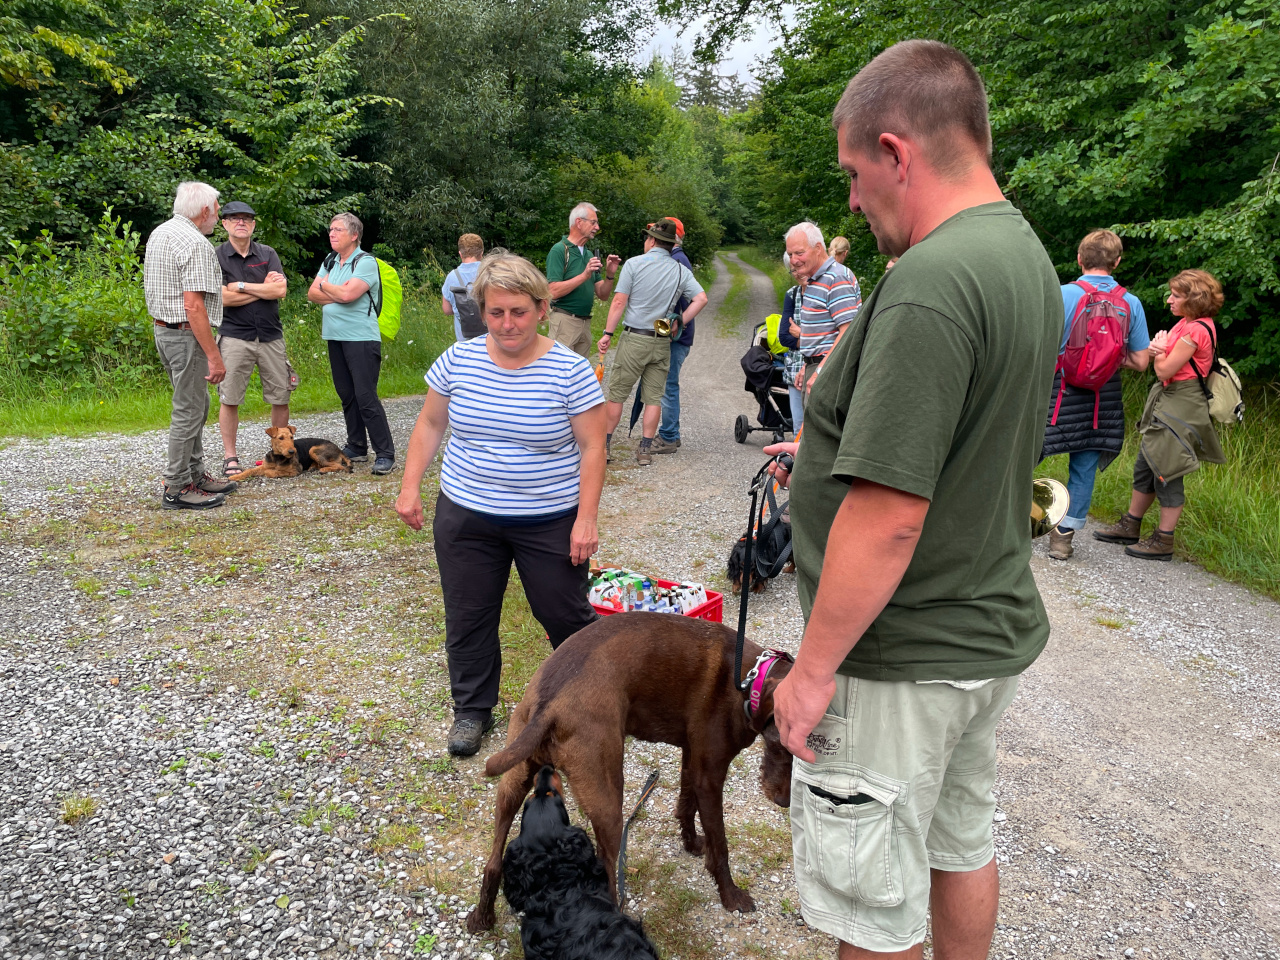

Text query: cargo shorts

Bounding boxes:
[790,673,1019,953]
[217,336,297,407]
[606,329,670,405]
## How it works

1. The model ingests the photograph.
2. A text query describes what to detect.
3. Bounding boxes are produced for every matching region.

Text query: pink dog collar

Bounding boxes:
[743,648,793,719]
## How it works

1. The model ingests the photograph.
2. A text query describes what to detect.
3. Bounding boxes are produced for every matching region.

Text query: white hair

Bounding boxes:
[785,221,825,249]
[569,202,597,230]
[331,211,363,241]
[782,252,791,269]
[173,181,220,220]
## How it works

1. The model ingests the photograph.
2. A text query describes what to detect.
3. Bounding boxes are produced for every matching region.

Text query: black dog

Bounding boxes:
[727,500,792,595]
[501,766,659,960]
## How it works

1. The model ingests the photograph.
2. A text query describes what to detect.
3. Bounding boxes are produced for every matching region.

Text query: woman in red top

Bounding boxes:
[1094,269,1226,559]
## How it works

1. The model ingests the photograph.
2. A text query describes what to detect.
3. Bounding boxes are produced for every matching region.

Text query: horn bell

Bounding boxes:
[1030,478,1070,539]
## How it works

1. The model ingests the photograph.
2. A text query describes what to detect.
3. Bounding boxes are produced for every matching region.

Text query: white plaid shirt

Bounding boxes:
[144,215,224,326]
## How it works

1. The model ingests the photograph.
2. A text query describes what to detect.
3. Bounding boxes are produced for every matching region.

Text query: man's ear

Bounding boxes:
[878,133,911,182]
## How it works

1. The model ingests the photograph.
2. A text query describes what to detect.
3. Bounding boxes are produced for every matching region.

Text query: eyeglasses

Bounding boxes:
[578,217,599,225]
[224,216,255,223]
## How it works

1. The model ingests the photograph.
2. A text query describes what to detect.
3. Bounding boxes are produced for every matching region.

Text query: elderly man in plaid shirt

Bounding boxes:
[144,181,237,510]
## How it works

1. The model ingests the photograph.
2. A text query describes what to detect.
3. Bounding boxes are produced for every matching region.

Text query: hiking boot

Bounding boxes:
[636,446,653,466]
[649,437,680,454]
[341,445,368,463]
[162,483,227,511]
[371,457,396,476]
[1048,526,1074,560]
[1125,529,1174,561]
[447,716,494,757]
[1093,512,1142,545]
[195,472,238,495]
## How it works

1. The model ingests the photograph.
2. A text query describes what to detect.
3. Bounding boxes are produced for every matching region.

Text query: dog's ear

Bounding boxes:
[287,424,297,436]
[265,426,276,437]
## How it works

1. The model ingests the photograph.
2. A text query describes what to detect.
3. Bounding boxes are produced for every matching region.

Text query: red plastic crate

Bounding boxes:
[592,577,723,623]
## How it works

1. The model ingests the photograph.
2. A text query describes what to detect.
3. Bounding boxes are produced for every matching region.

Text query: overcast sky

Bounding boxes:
[636,12,790,89]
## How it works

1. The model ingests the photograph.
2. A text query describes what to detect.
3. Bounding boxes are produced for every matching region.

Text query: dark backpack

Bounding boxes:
[1052,280,1131,429]
[450,273,486,339]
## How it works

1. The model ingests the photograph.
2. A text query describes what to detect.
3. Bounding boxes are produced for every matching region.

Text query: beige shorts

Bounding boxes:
[606,330,669,405]
[217,336,296,406]
[548,308,593,358]
[791,673,1019,952]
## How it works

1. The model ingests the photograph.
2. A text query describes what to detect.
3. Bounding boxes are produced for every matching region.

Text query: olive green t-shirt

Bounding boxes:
[546,237,601,318]
[789,201,1061,681]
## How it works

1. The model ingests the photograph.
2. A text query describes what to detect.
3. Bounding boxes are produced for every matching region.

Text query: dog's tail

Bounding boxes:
[484,708,555,778]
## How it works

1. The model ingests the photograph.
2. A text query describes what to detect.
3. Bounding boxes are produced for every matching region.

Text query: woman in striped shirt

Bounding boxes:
[395,251,607,756]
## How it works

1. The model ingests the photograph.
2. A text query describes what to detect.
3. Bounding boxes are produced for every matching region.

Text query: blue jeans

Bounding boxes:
[1059,449,1102,531]
[788,385,804,433]
[658,341,691,443]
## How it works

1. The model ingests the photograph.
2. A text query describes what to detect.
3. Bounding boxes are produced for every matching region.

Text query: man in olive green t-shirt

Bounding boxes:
[764,41,1061,959]
[545,201,622,357]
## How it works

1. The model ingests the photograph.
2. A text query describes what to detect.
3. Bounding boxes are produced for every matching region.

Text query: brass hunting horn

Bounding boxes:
[654,313,683,341]
[1030,478,1070,539]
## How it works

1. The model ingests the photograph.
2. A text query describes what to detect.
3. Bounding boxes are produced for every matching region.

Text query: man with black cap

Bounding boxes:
[596,218,707,465]
[214,201,291,475]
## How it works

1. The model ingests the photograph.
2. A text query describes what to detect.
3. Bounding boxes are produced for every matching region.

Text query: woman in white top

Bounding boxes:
[395,251,607,756]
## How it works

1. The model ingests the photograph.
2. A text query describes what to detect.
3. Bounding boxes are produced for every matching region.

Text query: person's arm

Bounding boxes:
[223,275,287,306]
[681,290,708,324]
[1151,335,1198,380]
[307,272,335,305]
[394,389,452,531]
[183,291,225,384]
[593,254,621,301]
[1122,349,1149,372]
[597,292,628,355]
[442,297,453,316]
[568,403,607,564]
[772,479,929,761]
[319,276,370,304]
[1122,298,1151,371]
[548,248,600,301]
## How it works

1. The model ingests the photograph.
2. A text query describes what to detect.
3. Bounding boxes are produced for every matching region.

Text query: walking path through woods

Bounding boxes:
[1,251,1278,960]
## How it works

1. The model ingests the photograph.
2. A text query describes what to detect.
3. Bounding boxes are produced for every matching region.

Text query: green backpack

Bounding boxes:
[322,251,403,340]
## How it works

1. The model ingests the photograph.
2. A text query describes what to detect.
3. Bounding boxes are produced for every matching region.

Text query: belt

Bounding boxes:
[154,320,192,330]
[802,352,827,365]
[553,307,592,321]
[623,325,658,337]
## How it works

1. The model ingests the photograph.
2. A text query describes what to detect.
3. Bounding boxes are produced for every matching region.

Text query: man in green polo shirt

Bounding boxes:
[545,201,621,357]
[764,41,1061,959]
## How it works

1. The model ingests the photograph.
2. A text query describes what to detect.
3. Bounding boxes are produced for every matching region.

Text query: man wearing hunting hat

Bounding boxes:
[597,218,708,465]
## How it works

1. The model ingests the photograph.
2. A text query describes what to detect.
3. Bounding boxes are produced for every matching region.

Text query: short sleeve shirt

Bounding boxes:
[614,248,703,331]
[317,248,381,341]
[144,215,223,326]
[546,237,600,317]
[789,201,1062,682]
[797,257,861,357]
[426,339,604,517]
[217,240,284,342]
[1165,317,1216,385]
[443,261,482,342]
[1059,275,1150,355]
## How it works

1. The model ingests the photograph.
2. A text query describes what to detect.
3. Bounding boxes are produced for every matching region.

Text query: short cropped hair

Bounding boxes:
[331,212,363,241]
[458,233,484,259]
[831,40,992,178]
[829,236,851,260]
[173,181,220,220]
[786,221,825,249]
[1169,269,1224,319]
[1078,230,1123,271]
[472,249,550,313]
[569,202,598,230]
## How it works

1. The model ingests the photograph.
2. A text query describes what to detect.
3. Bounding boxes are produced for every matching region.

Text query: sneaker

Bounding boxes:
[341,445,368,463]
[1048,526,1074,560]
[636,446,653,466]
[1125,529,1174,561]
[649,436,680,454]
[162,483,227,511]
[1093,512,1142,544]
[371,457,396,476]
[447,716,495,757]
[195,472,238,495]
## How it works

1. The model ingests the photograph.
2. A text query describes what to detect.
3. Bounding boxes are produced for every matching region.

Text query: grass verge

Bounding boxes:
[733,247,790,311]
[716,254,753,337]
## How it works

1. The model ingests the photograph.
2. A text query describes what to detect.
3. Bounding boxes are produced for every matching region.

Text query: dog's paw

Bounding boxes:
[465,906,494,934]
[681,833,705,856]
[720,886,756,914]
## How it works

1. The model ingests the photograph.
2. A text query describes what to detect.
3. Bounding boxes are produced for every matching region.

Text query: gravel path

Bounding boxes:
[1,250,1278,959]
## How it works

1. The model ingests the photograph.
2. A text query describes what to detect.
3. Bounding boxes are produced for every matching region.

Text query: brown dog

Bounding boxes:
[228,425,352,481]
[467,613,793,934]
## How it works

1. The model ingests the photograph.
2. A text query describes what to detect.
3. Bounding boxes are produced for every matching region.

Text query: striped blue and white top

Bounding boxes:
[426,338,604,518]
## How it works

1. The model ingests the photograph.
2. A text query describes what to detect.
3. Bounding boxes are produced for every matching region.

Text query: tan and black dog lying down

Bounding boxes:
[467,613,794,934]
[228,425,352,481]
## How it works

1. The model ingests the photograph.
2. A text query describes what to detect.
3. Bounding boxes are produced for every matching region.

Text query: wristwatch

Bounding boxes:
[237,281,245,293]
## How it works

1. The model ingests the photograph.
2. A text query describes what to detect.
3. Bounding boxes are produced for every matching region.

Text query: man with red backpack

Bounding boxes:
[1040,229,1151,559]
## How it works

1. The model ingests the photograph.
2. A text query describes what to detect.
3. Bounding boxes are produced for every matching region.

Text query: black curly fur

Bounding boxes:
[502,767,659,960]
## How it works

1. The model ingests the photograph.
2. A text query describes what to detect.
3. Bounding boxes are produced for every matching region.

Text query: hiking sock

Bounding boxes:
[606,433,612,456]
[639,437,653,452]
[1158,528,1175,536]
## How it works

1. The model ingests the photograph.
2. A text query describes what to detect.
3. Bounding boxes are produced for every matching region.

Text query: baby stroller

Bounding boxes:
[734,321,794,445]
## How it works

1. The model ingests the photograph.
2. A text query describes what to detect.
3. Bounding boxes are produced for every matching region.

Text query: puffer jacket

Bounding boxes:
[1138,379,1226,483]
[1040,369,1125,469]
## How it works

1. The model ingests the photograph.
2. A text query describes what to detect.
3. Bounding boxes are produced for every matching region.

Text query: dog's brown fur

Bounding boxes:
[227,425,352,480]
[467,613,793,934]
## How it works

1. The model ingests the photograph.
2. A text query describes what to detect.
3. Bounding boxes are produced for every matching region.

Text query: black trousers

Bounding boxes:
[433,492,597,721]
[327,339,394,459]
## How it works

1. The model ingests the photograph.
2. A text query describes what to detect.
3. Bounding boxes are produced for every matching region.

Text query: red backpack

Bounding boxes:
[1051,280,1131,429]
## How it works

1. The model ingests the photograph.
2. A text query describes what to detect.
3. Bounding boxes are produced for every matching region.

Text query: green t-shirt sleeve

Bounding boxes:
[833,304,975,501]
[546,243,567,284]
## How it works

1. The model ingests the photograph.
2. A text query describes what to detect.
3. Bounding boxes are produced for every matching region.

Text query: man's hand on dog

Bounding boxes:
[763,441,799,488]
[570,517,598,566]
[772,661,835,763]
[395,492,425,531]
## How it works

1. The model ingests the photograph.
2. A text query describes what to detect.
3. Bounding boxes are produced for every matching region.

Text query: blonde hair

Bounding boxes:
[458,233,484,259]
[472,250,550,313]
[829,236,851,261]
[1078,229,1123,271]
[1169,269,1224,319]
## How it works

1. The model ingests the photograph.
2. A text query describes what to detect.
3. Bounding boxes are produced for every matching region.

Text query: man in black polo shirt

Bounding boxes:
[215,201,292,476]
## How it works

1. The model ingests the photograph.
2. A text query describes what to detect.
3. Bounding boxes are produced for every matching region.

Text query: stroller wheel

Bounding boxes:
[772,430,785,444]
[734,414,749,444]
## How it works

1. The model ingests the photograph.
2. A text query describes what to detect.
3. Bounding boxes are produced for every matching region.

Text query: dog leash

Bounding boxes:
[616,768,661,910]
[733,453,793,694]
